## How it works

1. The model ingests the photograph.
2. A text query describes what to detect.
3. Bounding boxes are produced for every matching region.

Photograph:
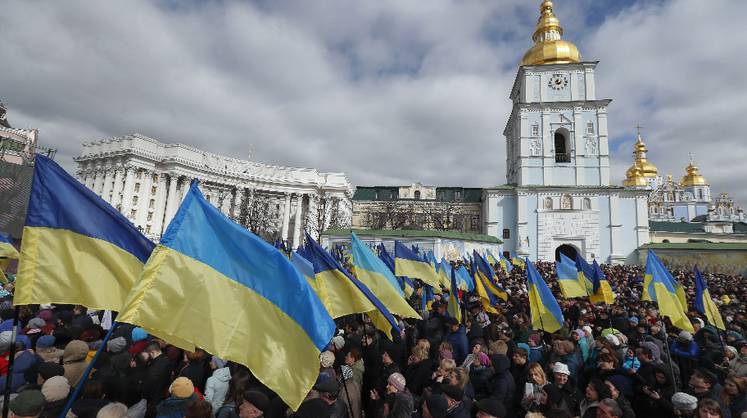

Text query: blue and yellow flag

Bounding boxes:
[117,181,335,410]
[15,155,154,311]
[394,241,441,288]
[306,233,400,338]
[421,284,436,312]
[447,267,462,323]
[694,266,725,331]
[473,251,508,302]
[290,251,316,290]
[511,252,526,268]
[574,254,595,295]
[643,249,694,333]
[526,258,564,333]
[456,265,475,292]
[0,233,18,285]
[470,256,498,314]
[589,260,616,305]
[350,233,419,320]
[499,252,514,273]
[377,244,414,297]
[555,253,587,298]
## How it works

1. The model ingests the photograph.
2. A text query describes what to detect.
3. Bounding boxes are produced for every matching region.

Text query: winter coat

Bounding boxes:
[488,355,515,417]
[387,391,414,418]
[670,340,699,359]
[731,355,747,377]
[215,402,239,418]
[205,367,231,412]
[445,326,469,366]
[340,379,363,418]
[621,355,640,372]
[40,398,67,418]
[404,358,432,396]
[727,392,747,418]
[0,349,37,392]
[62,340,90,387]
[156,394,199,418]
[179,360,211,392]
[445,401,470,418]
[579,399,599,418]
[351,359,365,388]
[577,337,590,362]
[143,354,174,413]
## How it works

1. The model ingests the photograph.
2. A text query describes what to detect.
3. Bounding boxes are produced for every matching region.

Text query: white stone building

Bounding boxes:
[74,133,354,247]
[482,1,649,263]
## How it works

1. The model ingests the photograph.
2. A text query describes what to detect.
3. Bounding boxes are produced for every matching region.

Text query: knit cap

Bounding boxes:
[36,335,56,349]
[131,327,148,342]
[387,372,406,392]
[9,390,45,417]
[27,317,46,329]
[0,331,12,352]
[319,351,335,368]
[107,336,127,354]
[41,376,71,402]
[169,377,194,398]
[331,335,345,350]
[671,392,698,411]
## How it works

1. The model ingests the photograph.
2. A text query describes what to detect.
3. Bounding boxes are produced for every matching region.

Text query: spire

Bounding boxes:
[680,155,708,187]
[521,1,582,66]
[623,130,658,187]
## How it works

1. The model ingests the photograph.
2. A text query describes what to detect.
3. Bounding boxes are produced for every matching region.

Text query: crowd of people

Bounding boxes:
[0,259,746,418]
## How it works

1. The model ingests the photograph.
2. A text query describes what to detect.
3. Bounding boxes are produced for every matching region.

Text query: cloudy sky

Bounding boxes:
[2,0,745,205]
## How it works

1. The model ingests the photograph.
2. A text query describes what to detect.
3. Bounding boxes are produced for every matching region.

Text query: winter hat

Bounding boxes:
[131,327,148,342]
[294,399,331,418]
[38,362,66,380]
[727,346,738,356]
[573,329,585,339]
[314,377,339,394]
[628,316,639,325]
[211,356,228,369]
[37,310,54,322]
[425,394,448,418]
[671,392,698,411]
[552,362,570,375]
[41,375,71,402]
[477,352,490,367]
[475,398,506,418]
[440,383,464,402]
[169,377,195,399]
[678,331,693,342]
[331,335,345,351]
[582,325,593,336]
[388,373,406,392]
[36,335,56,349]
[640,341,661,362]
[605,334,620,347]
[9,390,45,417]
[0,331,13,352]
[107,337,127,354]
[319,351,335,368]
[692,318,705,328]
[27,317,46,329]
[516,343,530,356]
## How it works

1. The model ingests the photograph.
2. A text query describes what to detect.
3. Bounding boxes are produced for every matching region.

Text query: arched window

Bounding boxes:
[544,197,553,210]
[555,129,570,163]
[414,190,421,200]
[583,198,591,210]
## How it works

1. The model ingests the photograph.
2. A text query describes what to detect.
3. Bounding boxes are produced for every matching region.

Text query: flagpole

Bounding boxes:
[1,306,20,418]
[660,322,679,392]
[58,321,119,418]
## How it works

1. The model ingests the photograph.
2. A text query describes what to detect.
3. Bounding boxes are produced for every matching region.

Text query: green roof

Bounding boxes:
[649,221,704,233]
[353,186,482,203]
[322,228,501,244]
[640,242,747,251]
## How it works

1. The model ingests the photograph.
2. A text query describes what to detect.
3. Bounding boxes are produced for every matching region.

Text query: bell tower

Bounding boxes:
[503,0,611,187]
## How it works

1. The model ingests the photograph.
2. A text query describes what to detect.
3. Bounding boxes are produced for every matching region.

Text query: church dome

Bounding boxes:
[680,160,707,187]
[623,163,647,187]
[623,132,658,187]
[520,1,582,66]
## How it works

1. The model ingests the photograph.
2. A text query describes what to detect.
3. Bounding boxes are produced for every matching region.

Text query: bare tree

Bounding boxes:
[307,192,352,240]
[237,190,279,241]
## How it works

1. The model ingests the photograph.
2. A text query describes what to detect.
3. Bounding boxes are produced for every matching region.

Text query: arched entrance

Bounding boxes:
[555,244,578,262]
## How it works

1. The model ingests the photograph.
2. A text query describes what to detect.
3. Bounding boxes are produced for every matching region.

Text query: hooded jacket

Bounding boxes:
[205,367,231,412]
[62,340,90,387]
[731,355,747,377]
[489,354,515,417]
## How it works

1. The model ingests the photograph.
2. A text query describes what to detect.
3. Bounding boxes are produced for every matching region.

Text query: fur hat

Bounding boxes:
[331,336,345,350]
[319,351,335,368]
[552,362,570,375]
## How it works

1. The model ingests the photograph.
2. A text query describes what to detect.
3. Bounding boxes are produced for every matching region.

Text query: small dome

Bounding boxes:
[623,163,647,187]
[520,1,581,66]
[680,161,707,187]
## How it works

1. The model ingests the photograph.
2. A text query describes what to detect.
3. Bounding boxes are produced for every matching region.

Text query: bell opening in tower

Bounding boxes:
[554,130,570,163]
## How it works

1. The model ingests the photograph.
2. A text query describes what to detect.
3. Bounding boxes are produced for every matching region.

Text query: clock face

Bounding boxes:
[548,73,568,91]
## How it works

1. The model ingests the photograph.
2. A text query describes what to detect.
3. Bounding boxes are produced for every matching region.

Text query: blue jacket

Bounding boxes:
[0,350,38,392]
[670,340,699,359]
[622,356,640,371]
[446,326,469,365]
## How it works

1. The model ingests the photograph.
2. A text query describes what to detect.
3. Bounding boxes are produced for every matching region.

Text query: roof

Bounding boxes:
[322,228,502,244]
[649,221,704,233]
[640,242,747,251]
[353,186,483,203]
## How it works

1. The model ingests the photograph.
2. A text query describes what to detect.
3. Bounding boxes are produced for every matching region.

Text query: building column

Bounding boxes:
[292,194,305,249]
[120,166,136,218]
[151,174,169,237]
[306,193,319,239]
[220,189,232,215]
[231,187,244,220]
[281,193,291,242]
[136,170,153,228]
[84,168,95,190]
[93,167,105,195]
[110,166,125,209]
[100,166,115,203]
[163,174,181,232]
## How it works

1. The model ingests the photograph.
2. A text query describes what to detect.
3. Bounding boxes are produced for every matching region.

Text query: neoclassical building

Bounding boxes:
[74,133,354,246]
[482,1,649,263]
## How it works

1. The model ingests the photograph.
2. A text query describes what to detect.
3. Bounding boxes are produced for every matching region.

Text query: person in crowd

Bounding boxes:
[475,398,506,418]
[579,378,612,418]
[156,377,198,418]
[205,357,231,412]
[445,318,469,366]
[672,392,699,417]
[178,350,211,393]
[698,398,725,418]
[671,331,700,384]
[345,347,365,388]
[440,384,468,418]
[62,340,90,387]
[96,402,129,418]
[237,391,269,418]
[9,390,46,418]
[40,376,70,418]
[596,399,623,418]
[719,376,747,418]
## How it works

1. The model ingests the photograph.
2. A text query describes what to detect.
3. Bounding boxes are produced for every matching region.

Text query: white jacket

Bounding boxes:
[205,367,232,412]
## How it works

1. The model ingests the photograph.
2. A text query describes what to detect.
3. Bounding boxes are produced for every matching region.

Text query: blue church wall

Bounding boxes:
[616,198,640,262]
[673,206,690,221]
[597,196,612,261]
[526,194,538,260]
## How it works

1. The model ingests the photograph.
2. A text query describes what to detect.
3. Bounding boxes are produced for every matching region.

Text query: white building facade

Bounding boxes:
[74,133,354,247]
[482,1,649,263]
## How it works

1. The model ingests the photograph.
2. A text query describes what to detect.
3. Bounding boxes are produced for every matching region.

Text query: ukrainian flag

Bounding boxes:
[643,249,694,333]
[306,233,400,337]
[421,284,436,312]
[376,244,414,297]
[694,266,725,331]
[291,251,316,289]
[394,241,441,288]
[574,254,595,295]
[499,252,514,273]
[447,267,462,323]
[555,253,587,298]
[456,265,475,292]
[511,252,526,268]
[15,155,154,311]
[350,233,419,320]
[526,258,564,333]
[116,181,335,410]
[470,259,498,314]
[589,260,616,305]
[0,233,18,285]
[473,251,508,302]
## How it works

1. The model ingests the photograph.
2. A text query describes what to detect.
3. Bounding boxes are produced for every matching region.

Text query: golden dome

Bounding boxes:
[680,160,708,187]
[623,132,658,187]
[520,1,582,66]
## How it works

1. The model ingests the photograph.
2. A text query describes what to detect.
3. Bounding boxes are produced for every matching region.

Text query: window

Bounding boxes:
[130,210,136,218]
[698,189,704,200]
[544,197,553,210]
[454,191,462,201]
[503,228,510,239]
[414,191,421,200]
[586,122,594,135]
[151,186,157,195]
[561,194,573,210]
[555,130,570,163]
[132,196,138,205]
[136,170,142,179]
[147,213,153,221]
[471,216,479,231]
[134,183,140,192]
[437,191,445,201]
[390,191,396,199]
[149,199,155,209]
[374,191,379,200]
[583,198,591,210]
[531,124,539,136]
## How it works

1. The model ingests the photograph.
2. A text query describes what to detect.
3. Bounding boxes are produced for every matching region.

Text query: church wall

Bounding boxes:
[526,194,538,260]
[597,195,612,261]
[496,195,518,254]
[614,197,640,263]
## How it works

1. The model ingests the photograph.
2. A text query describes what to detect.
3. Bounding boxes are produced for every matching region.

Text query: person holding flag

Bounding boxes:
[526,258,564,334]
